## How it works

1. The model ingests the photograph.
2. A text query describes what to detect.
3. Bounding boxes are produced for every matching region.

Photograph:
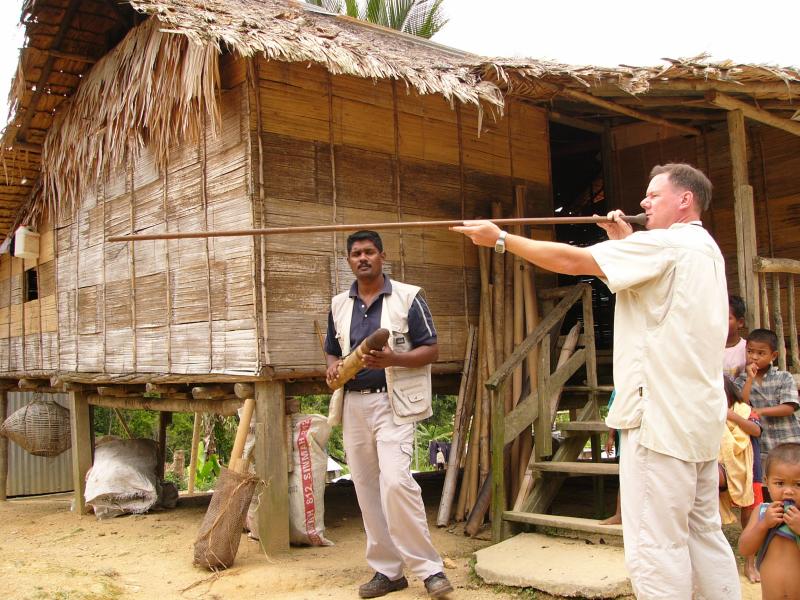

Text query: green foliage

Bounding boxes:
[194,441,221,491]
[305,0,448,39]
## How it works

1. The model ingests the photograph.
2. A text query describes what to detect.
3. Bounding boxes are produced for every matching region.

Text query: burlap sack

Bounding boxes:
[193,467,257,570]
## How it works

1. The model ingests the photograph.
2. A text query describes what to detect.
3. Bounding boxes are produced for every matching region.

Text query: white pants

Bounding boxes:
[343,390,443,581]
[619,428,740,600]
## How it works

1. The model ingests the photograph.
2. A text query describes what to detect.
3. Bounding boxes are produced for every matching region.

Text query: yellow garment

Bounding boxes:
[718,401,754,524]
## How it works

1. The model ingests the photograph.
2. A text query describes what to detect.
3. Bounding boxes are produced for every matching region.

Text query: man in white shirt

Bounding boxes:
[453,164,740,599]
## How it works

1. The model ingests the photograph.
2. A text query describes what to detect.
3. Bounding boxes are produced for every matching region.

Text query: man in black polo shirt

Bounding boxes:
[325,231,452,599]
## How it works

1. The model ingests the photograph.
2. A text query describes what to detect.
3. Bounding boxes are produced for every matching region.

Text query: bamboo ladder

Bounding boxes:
[484,283,618,543]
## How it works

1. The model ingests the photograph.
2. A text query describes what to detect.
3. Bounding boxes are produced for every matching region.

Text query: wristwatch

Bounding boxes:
[494,230,508,254]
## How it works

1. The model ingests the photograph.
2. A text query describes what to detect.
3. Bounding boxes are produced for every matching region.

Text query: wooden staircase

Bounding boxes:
[484,284,620,544]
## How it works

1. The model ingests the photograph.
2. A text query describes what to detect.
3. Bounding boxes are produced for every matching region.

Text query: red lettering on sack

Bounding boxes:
[296,418,322,545]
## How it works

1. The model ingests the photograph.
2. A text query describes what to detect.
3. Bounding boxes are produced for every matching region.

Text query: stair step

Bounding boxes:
[503,511,623,537]
[531,461,619,476]
[555,421,609,433]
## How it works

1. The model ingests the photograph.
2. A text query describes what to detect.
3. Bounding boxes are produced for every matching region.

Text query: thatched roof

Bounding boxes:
[1,0,799,238]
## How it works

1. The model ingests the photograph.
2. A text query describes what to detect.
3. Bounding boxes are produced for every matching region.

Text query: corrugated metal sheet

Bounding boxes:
[5,391,73,497]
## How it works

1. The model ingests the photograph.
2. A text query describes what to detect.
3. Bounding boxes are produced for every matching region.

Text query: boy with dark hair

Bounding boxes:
[736,328,800,477]
[724,295,747,379]
[738,442,800,599]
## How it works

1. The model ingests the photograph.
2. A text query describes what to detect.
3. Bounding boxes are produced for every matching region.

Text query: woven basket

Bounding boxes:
[0,396,72,457]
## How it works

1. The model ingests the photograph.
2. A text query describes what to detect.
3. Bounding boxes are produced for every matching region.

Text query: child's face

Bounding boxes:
[766,461,800,503]
[728,309,744,338]
[746,340,777,371]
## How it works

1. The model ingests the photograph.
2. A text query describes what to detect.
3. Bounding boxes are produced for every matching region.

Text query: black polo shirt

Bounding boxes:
[324,275,437,391]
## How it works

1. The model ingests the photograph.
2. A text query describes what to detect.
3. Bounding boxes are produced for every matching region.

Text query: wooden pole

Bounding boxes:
[0,390,7,501]
[106,214,648,242]
[479,249,496,488]
[228,397,255,473]
[437,325,477,527]
[548,323,582,419]
[156,412,170,480]
[760,272,770,330]
[727,109,760,330]
[254,380,290,554]
[69,390,93,515]
[772,273,787,371]
[788,276,800,372]
[188,411,202,494]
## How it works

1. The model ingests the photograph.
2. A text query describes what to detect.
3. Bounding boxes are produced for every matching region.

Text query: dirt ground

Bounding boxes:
[0,473,763,600]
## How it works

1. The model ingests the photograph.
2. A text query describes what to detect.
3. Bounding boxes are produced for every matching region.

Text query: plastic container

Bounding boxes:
[13,226,40,260]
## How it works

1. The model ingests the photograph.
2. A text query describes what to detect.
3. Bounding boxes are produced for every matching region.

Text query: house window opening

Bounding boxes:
[24,268,38,302]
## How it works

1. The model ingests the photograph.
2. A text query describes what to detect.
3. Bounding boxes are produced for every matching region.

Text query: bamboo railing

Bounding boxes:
[753,257,800,373]
[484,283,597,542]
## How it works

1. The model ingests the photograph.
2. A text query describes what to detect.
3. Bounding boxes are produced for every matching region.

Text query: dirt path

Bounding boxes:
[0,476,762,600]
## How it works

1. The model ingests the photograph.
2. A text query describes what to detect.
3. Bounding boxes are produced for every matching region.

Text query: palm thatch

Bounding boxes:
[1,0,799,235]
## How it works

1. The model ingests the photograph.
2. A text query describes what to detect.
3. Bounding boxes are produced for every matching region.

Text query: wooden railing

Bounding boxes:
[484,283,597,542]
[754,257,800,373]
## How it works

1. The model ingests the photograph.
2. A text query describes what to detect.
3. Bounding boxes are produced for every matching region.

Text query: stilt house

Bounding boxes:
[0,0,798,548]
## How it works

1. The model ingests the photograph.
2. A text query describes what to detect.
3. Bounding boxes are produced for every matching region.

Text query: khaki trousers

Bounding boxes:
[619,428,740,599]
[343,390,443,581]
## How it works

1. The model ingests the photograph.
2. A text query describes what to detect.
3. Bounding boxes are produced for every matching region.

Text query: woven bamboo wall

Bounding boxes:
[251,59,554,373]
[41,82,259,377]
[613,123,800,296]
[0,216,58,373]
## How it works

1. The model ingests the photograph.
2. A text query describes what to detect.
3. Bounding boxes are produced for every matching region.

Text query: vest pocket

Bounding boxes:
[390,368,429,417]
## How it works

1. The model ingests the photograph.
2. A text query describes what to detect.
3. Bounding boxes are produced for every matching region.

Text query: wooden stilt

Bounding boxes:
[0,390,7,501]
[156,412,170,480]
[772,273,787,370]
[788,276,800,371]
[254,380,290,554]
[69,390,93,515]
[188,412,202,494]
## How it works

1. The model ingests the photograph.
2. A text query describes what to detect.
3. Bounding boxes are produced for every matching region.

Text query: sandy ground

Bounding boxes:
[0,473,763,600]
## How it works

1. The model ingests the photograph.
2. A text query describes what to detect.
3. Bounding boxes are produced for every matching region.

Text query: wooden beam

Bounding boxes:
[754,257,800,275]
[548,110,605,134]
[233,382,255,399]
[191,385,234,400]
[69,390,92,515]
[87,395,242,416]
[46,49,98,64]
[727,109,760,330]
[16,0,82,143]
[254,381,290,554]
[707,91,800,137]
[557,88,701,136]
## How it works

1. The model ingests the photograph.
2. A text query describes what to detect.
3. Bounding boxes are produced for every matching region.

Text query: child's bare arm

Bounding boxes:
[756,403,798,418]
[739,502,783,555]
[741,365,756,404]
[726,409,761,437]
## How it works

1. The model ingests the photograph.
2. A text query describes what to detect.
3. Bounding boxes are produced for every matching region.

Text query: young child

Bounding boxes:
[735,328,800,478]
[718,377,762,582]
[738,442,800,599]
[723,295,747,379]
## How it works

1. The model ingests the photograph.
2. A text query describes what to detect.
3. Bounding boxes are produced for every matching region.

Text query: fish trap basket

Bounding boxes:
[0,395,71,457]
[193,466,258,570]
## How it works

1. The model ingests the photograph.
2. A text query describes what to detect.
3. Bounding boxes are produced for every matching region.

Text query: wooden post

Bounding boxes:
[760,272,770,330]
[534,336,552,460]
[254,380,290,554]
[0,389,7,501]
[490,386,508,542]
[69,390,93,515]
[727,109,760,330]
[188,412,202,494]
[156,412,171,480]
[772,273,787,370]
[788,276,800,372]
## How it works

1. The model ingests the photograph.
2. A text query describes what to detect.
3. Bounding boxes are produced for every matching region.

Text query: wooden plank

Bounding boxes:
[773,273,787,370]
[754,257,800,275]
[531,461,619,476]
[490,389,507,543]
[69,390,93,515]
[556,421,609,432]
[707,91,800,137]
[254,380,290,554]
[503,511,623,537]
[534,335,551,459]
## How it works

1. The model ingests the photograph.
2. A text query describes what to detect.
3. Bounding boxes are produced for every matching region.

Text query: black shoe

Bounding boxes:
[424,572,453,598]
[358,573,409,598]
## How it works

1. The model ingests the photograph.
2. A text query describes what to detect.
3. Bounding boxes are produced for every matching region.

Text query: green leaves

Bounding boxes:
[304,0,448,39]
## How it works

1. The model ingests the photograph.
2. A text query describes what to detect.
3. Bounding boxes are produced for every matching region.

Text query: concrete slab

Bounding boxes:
[474,532,632,599]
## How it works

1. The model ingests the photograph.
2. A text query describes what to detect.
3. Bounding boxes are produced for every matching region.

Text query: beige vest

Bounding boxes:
[328,279,433,426]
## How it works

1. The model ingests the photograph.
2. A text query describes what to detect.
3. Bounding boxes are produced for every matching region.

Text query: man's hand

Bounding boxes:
[596,210,633,240]
[785,502,800,534]
[450,220,501,248]
[326,360,343,384]
[604,430,615,457]
[362,345,397,370]
[763,501,785,528]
